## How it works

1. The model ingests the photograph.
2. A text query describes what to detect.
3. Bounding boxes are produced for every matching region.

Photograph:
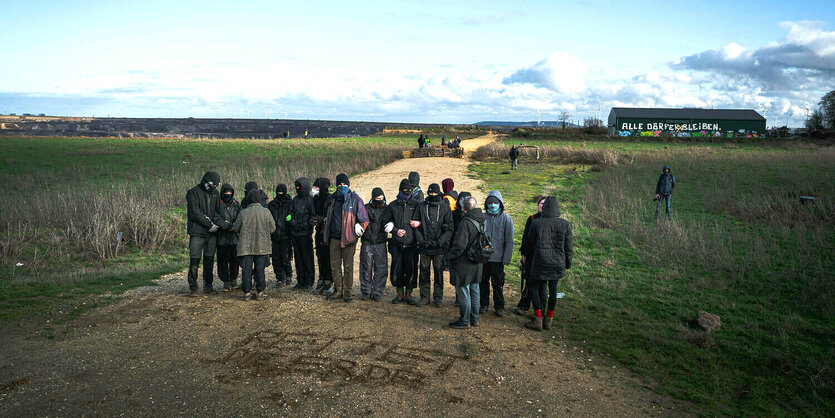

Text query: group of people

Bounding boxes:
[186,169,574,331]
[418,134,461,149]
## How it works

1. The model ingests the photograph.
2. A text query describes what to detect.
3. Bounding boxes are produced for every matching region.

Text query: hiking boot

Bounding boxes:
[415,297,429,307]
[543,317,552,330]
[470,321,479,327]
[479,306,488,314]
[494,308,505,317]
[512,307,528,316]
[360,294,369,301]
[203,287,218,295]
[242,292,250,301]
[391,292,404,304]
[325,291,341,301]
[275,280,284,288]
[525,317,543,332]
[404,292,417,305]
[188,289,199,297]
[230,281,239,290]
[432,300,442,308]
[221,282,232,292]
[314,280,325,294]
[300,285,313,291]
[284,278,292,287]
[343,296,352,303]
[256,292,267,300]
[449,321,469,329]
[371,294,382,302]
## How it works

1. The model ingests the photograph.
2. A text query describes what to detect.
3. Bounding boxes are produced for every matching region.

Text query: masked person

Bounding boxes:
[655,165,675,219]
[289,177,316,290]
[386,178,420,304]
[240,181,269,209]
[450,191,471,307]
[233,189,276,301]
[513,197,547,315]
[523,197,573,331]
[480,191,514,317]
[408,171,424,203]
[268,184,294,287]
[311,177,333,294]
[323,173,369,302]
[185,171,222,296]
[413,183,453,307]
[213,184,241,292]
[360,188,390,301]
[446,195,484,329]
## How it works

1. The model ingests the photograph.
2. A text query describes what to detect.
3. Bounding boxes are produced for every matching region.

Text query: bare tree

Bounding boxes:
[558,111,571,129]
[583,116,602,127]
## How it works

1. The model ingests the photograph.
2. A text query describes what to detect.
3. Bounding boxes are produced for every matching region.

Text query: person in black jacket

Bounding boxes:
[450,191,471,307]
[359,187,390,301]
[522,196,573,331]
[509,145,519,170]
[386,178,420,304]
[311,177,333,294]
[418,134,425,148]
[213,183,241,292]
[241,181,269,209]
[655,165,675,219]
[186,171,222,296]
[408,171,424,203]
[413,183,453,307]
[268,184,294,287]
[513,197,547,315]
[289,177,316,290]
[446,195,484,329]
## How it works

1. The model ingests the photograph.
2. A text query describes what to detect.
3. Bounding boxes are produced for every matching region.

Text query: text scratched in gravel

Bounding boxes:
[221,331,467,387]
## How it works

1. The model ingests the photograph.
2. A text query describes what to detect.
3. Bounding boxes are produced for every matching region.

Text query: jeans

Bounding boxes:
[240,254,268,294]
[456,284,480,325]
[530,279,558,312]
[655,194,672,219]
[511,158,518,170]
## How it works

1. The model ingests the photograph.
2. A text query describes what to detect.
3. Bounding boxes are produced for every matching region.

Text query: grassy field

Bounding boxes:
[470,141,834,416]
[0,135,414,321]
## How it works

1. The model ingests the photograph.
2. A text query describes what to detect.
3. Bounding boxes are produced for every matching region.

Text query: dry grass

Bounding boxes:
[470,142,631,166]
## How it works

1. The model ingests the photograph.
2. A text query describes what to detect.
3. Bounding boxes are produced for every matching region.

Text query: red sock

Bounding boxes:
[546,310,554,319]
[534,310,542,319]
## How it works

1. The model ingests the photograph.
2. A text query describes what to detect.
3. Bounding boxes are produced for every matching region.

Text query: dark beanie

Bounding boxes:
[442,178,454,194]
[336,173,349,186]
[372,187,385,200]
[428,183,441,195]
[202,171,221,185]
[245,181,258,192]
[246,189,262,206]
[275,183,287,194]
[399,178,412,191]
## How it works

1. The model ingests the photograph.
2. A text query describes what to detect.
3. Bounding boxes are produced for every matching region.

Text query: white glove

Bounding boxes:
[384,222,394,233]
[354,223,364,237]
[208,224,219,233]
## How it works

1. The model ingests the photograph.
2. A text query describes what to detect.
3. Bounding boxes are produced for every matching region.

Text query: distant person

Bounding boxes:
[289,177,316,290]
[418,134,425,148]
[233,189,276,301]
[509,145,519,170]
[446,195,485,329]
[425,136,431,147]
[386,178,420,304]
[513,197,547,315]
[413,183,453,307]
[522,197,573,331]
[323,174,369,302]
[655,165,675,219]
[267,184,294,287]
[359,187,390,301]
[312,177,333,294]
[480,191,514,317]
[186,172,222,296]
[214,183,241,292]
[441,136,446,146]
[240,181,268,209]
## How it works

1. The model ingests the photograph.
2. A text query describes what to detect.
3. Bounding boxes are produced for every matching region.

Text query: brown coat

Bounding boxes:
[232,202,276,256]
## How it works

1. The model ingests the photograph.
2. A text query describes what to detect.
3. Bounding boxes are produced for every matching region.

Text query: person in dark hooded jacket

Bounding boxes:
[450,191,471,307]
[289,177,316,290]
[385,178,421,304]
[240,181,269,209]
[186,171,222,296]
[513,197,547,314]
[480,190,514,317]
[213,183,241,292]
[522,196,573,331]
[408,171,424,203]
[413,183,453,307]
[359,187,390,301]
[311,177,333,294]
[655,165,675,219]
[233,189,276,301]
[446,195,484,328]
[268,184,294,287]
[509,145,519,170]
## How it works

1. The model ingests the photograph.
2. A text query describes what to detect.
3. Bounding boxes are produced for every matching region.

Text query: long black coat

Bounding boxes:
[213,184,241,246]
[186,173,221,238]
[289,178,315,238]
[267,195,293,241]
[524,197,573,281]
[413,199,453,256]
[387,196,419,248]
[446,208,485,287]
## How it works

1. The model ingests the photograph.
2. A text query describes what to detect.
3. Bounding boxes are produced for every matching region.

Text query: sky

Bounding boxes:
[1,0,834,126]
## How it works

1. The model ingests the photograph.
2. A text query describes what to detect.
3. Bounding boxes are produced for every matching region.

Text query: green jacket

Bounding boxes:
[232,202,276,256]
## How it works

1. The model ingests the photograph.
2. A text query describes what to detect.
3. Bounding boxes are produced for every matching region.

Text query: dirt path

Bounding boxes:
[0,135,687,416]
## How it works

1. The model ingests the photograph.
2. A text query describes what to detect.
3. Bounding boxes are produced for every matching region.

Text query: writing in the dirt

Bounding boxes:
[221,331,466,387]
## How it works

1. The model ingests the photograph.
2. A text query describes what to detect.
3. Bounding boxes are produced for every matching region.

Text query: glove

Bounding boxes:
[285,214,292,221]
[208,224,219,233]
[384,222,394,233]
[354,224,364,237]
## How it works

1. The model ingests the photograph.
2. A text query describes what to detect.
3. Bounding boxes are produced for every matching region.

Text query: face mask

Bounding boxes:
[337,185,349,196]
[222,193,233,202]
[487,203,500,214]
[204,182,216,191]
[311,187,320,196]
[427,194,441,202]
[372,198,385,207]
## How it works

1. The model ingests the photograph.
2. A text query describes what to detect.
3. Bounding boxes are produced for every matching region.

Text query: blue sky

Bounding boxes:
[1,0,833,126]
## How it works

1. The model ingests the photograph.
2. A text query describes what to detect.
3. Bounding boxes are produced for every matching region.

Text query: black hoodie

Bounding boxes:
[524,196,573,281]
[268,184,293,241]
[312,177,331,230]
[241,181,269,209]
[447,208,485,287]
[655,165,675,196]
[214,183,242,246]
[413,183,453,255]
[186,172,221,237]
[408,171,424,203]
[387,178,420,247]
[362,187,391,245]
[289,177,315,237]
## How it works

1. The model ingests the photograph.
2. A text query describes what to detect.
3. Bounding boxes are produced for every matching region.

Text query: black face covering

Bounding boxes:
[222,193,233,202]
[427,194,441,202]
[372,199,385,207]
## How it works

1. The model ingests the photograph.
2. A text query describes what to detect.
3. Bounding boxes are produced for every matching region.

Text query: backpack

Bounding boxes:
[465,218,494,264]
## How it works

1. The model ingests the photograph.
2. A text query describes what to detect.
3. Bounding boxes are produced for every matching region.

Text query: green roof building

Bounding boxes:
[608,107,767,138]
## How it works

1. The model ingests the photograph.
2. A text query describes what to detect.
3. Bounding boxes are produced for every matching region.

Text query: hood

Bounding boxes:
[201,171,220,186]
[244,181,259,192]
[245,189,262,207]
[313,177,331,193]
[541,196,560,218]
[294,177,311,197]
[399,178,412,191]
[275,183,287,195]
[371,187,385,201]
[448,191,459,201]
[464,207,485,223]
[442,178,454,194]
[484,190,505,212]
[427,183,441,195]
[220,183,234,195]
[409,171,420,188]
[662,165,671,174]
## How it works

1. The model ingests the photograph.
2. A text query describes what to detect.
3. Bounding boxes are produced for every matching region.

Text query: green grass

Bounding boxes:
[470,145,834,416]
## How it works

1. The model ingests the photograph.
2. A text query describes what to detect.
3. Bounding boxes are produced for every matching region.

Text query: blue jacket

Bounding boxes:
[483,190,514,265]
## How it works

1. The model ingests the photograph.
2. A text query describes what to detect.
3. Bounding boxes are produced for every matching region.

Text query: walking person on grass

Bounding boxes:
[655,165,675,219]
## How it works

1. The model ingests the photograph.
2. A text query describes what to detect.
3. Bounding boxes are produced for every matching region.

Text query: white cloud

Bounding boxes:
[502,52,588,94]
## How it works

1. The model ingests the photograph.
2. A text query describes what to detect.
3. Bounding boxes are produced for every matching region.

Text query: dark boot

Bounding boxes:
[187,257,200,294]
[543,317,552,330]
[222,281,232,292]
[314,280,325,294]
[525,317,543,332]
[391,291,404,304]
[404,291,417,305]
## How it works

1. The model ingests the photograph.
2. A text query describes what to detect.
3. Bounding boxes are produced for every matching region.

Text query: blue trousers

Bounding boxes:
[455,284,480,325]
[655,194,672,219]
